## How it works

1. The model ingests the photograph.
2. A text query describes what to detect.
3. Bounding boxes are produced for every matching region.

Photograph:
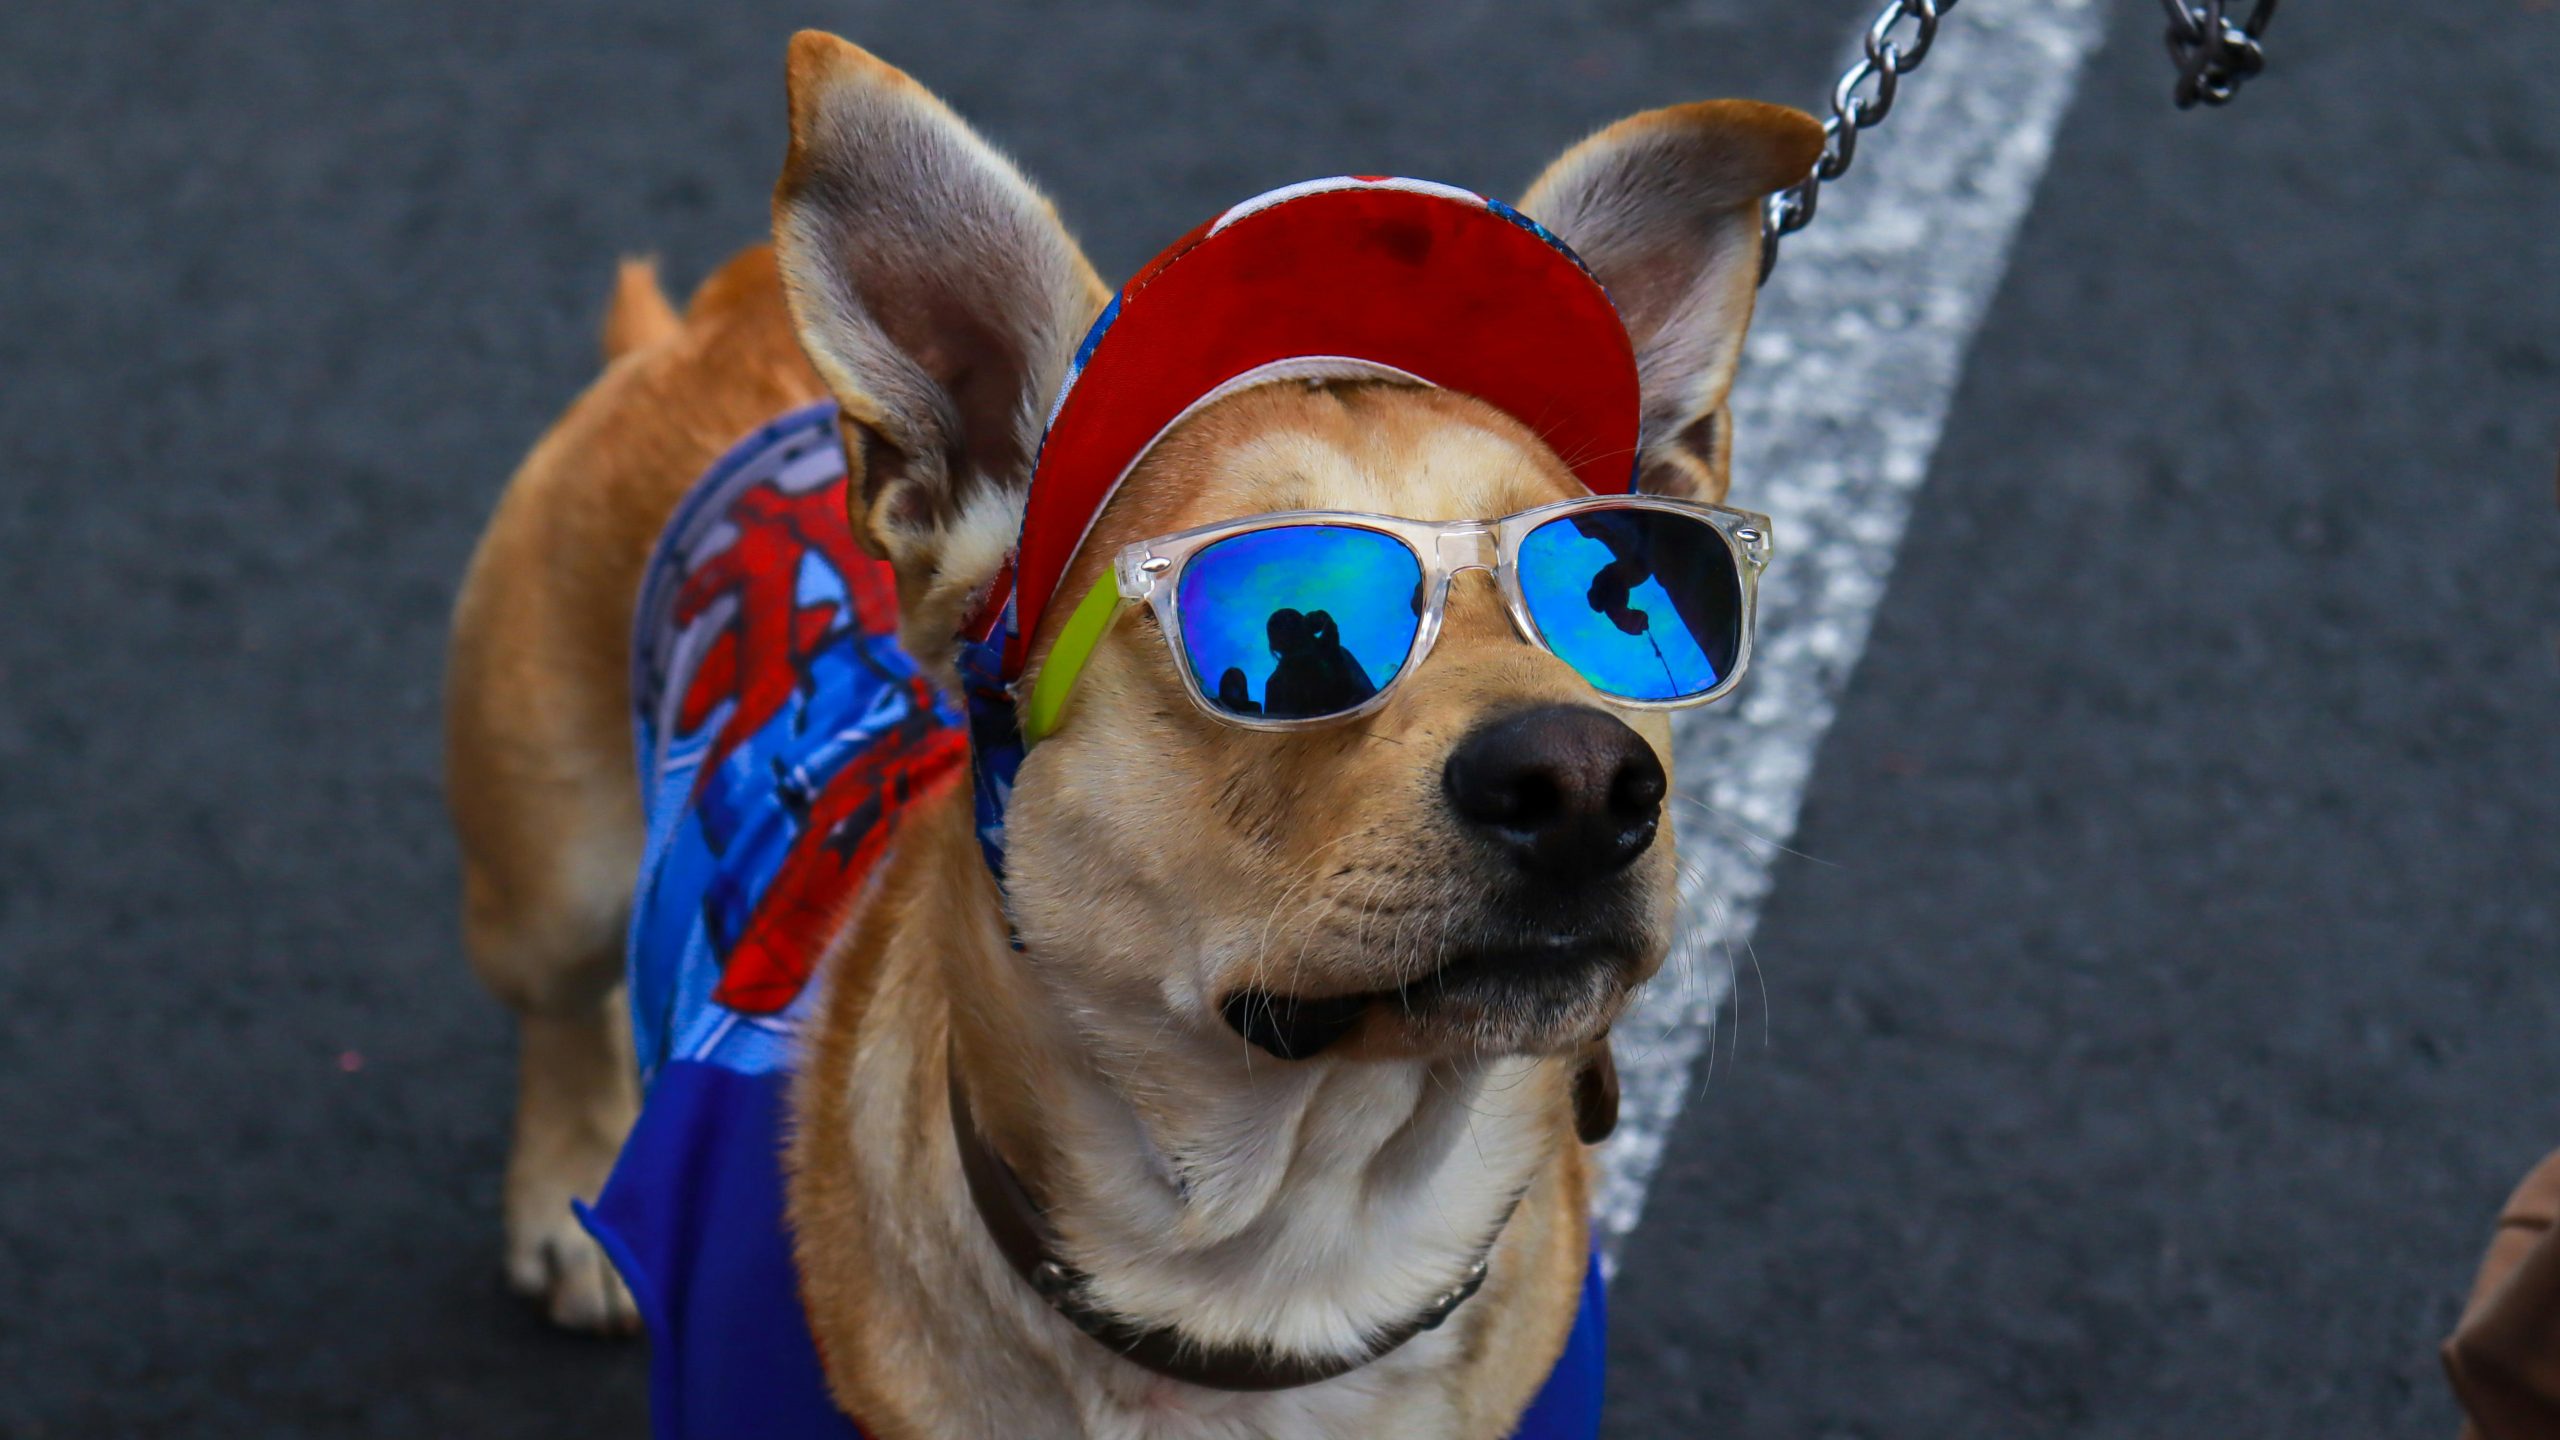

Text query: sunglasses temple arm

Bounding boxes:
[1020,570,1134,745]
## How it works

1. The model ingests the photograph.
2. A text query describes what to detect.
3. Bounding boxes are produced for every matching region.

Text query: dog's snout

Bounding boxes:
[1443,705,1664,882]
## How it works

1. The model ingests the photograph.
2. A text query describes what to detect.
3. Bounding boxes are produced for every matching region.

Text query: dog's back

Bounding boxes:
[443,245,839,1332]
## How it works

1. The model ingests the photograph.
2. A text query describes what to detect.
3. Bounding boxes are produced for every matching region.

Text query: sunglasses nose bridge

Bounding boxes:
[1425,524,1530,649]
[1430,524,1498,577]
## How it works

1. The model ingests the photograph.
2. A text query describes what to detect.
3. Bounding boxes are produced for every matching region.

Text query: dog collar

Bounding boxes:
[946,1039,1513,1392]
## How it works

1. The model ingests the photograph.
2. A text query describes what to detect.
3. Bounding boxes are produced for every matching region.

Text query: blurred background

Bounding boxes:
[3,1,2555,1435]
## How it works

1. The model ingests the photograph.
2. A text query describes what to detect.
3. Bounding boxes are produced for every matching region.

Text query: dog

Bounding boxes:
[445,30,1818,1438]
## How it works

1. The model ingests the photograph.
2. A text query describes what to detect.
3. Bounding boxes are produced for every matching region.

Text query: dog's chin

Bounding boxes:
[1219,935,1650,1062]
[1367,937,1645,1057]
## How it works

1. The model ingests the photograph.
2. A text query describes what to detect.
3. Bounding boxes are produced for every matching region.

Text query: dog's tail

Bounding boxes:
[601,256,683,364]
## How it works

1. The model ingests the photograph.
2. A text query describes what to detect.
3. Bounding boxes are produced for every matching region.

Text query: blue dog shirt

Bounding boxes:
[581,403,1606,1439]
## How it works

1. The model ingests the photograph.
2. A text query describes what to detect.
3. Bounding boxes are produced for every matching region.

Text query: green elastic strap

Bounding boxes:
[1021,571,1128,745]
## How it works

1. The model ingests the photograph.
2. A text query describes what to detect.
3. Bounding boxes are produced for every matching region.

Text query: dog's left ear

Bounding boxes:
[1522,102,1823,503]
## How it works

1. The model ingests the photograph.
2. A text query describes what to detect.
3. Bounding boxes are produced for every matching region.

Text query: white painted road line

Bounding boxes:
[1595,0,2109,1261]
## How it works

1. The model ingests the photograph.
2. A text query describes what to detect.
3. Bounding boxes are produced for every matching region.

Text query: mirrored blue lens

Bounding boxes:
[1176,525,1424,721]
[1517,508,1742,702]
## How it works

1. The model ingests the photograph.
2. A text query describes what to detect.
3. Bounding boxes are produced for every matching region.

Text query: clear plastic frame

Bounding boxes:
[1086,494,1774,734]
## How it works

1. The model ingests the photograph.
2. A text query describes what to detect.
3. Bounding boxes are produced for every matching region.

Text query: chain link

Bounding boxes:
[1759,0,1952,284]
[2160,0,2279,109]
[1760,0,2281,284]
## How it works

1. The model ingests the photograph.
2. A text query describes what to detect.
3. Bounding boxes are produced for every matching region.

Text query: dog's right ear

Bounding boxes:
[773,32,1106,598]
[1521,102,1822,504]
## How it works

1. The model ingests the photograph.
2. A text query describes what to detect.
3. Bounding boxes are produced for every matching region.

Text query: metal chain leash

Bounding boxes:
[1760,0,2281,283]
[1759,0,1952,284]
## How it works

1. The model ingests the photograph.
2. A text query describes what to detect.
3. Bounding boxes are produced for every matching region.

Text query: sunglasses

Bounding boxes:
[1021,495,1772,742]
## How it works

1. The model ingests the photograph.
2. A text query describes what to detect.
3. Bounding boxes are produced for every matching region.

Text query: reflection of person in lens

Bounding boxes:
[1571,514,1726,673]
[1263,607,1376,717]
[1586,556,1653,636]
[1577,517,1681,691]
[1216,667,1262,717]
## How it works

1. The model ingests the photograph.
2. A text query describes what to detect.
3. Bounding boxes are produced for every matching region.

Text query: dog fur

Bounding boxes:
[445,30,1818,1437]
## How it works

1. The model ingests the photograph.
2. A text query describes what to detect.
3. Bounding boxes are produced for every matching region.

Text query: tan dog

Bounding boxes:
[446,30,1817,1438]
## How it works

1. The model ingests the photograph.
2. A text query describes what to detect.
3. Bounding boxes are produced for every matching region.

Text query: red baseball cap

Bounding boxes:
[986,176,1641,679]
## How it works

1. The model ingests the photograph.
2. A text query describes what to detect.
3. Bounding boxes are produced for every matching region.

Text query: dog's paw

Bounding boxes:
[505,1197,641,1336]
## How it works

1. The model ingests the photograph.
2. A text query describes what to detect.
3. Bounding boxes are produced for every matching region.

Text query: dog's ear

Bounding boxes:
[773,31,1107,590]
[1522,102,1823,503]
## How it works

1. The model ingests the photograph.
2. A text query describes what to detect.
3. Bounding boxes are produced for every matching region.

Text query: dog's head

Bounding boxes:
[774,32,1817,1064]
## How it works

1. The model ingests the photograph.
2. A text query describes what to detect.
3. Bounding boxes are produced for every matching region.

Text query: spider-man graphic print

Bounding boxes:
[585,402,962,1438]
[624,402,966,1078]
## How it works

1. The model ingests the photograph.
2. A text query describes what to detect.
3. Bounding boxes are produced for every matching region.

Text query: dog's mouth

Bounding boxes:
[1218,936,1644,1060]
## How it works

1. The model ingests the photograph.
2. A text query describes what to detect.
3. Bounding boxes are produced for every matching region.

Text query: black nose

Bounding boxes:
[1443,705,1665,882]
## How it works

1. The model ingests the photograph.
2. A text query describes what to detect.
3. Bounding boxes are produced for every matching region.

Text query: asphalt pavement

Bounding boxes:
[2,2,2554,1437]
